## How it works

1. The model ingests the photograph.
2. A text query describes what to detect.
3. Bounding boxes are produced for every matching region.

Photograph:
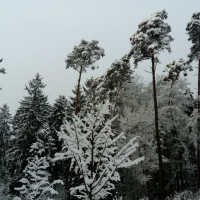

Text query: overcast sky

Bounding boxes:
[0,0,199,115]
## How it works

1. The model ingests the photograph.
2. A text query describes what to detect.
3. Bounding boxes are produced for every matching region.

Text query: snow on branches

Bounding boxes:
[65,40,105,72]
[130,9,173,66]
[54,100,144,200]
[163,58,192,87]
[186,12,200,61]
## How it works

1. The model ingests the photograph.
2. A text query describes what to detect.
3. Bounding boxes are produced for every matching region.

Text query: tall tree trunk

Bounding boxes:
[67,66,83,199]
[75,66,83,115]
[197,60,200,189]
[113,70,125,116]
[151,55,165,200]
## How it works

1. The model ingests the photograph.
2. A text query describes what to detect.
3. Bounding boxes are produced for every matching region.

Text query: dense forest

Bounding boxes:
[0,9,200,200]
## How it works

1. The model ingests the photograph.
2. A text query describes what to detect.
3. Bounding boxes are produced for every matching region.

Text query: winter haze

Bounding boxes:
[0,0,199,114]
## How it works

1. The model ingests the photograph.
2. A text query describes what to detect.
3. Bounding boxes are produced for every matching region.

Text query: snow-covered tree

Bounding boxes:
[117,75,158,199]
[0,104,12,178]
[186,12,200,189]
[49,95,71,153]
[89,55,133,109]
[129,9,173,199]
[163,58,192,87]
[0,104,13,199]
[83,77,98,109]
[65,39,104,115]
[54,100,144,200]
[14,127,63,200]
[48,95,74,199]
[117,74,195,198]
[7,73,51,193]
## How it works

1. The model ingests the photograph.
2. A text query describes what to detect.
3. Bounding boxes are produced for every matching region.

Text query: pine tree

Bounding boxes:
[186,12,200,189]
[129,10,173,199]
[54,100,144,200]
[163,58,192,87]
[7,73,51,194]
[65,39,104,115]
[0,104,12,178]
[94,56,133,116]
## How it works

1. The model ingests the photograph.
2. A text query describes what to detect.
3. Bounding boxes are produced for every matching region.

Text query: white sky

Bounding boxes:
[0,0,199,115]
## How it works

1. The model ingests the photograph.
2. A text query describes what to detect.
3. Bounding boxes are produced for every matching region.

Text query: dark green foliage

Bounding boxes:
[186,12,200,62]
[48,95,71,180]
[7,74,51,194]
[0,104,12,178]
[69,86,85,114]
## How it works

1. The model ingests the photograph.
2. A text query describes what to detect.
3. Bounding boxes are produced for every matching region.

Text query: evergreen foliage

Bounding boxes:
[69,86,86,115]
[65,39,104,115]
[7,73,51,194]
[1,10,200,200]
[186,12,200,62]
[129,10,173,199]
[0,104,12,178]
[14,127,63,200]
[48,95,74,199]
[54,100,144,200]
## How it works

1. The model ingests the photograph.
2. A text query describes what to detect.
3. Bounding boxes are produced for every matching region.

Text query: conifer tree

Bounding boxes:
[83,77,96,104]
[69,86,85,115]
[0,104,12,178]
[95,56,133,115]
[7,73,51,193]
[186,12,200,189]
[54,100,144,200]
[129,10,173,199]
[65,40,104,115]
[14,126,63,200]
[49,95,71,154]
[48,95,73,198]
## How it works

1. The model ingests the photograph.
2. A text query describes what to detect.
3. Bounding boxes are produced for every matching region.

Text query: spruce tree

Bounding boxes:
[14,125,63,200]
[83,77,98,104]
[48,95,73,199]
[69,86,85,115]
[129,10,173,199]
[7,73,51,194]
[0,104,12,178]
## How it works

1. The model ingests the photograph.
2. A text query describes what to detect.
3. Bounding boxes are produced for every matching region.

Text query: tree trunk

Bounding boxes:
[113,70,125,116]
[151,55,165,200]
[75,66,83,115]
[197,59,200,189]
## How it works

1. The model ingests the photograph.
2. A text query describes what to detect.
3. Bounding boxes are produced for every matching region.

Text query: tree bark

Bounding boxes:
[113,70,125,116]
[75,66,83,115]
[151,55,165,200]
[197,59,200,189]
